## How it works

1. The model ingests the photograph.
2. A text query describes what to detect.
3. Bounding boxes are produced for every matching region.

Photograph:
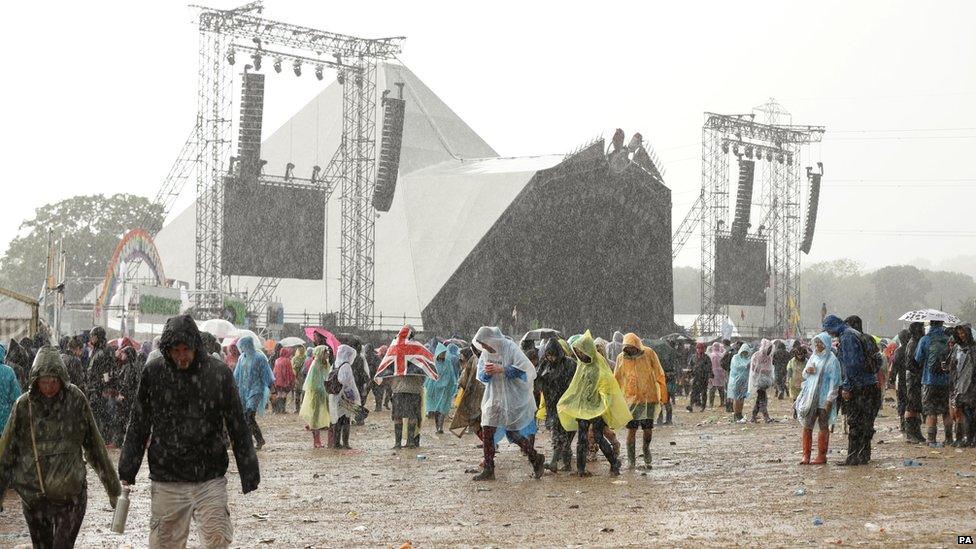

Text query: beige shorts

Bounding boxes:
[149,476,233,549]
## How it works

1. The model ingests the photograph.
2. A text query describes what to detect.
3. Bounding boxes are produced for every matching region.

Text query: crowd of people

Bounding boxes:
[0,312,972,546]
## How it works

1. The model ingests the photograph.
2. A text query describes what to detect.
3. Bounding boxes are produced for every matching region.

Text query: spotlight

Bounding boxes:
[787,153,794,166]
[337,71,345,85]
[293,60,302,76]
[766,151,773,161]
[273,58,282,73]
[744,145,753,158]
[355,74,363,86]
[315,65,324,81]
[227,49,235,65]
[721,142,729,154]
[777,153,785,164]
[732,144,740,156]
[252,54,262,71]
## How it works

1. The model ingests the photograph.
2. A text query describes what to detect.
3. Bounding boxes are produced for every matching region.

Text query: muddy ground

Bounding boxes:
[1,392,974,547]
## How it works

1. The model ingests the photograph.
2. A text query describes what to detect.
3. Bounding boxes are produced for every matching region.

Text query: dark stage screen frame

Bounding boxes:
[714,234,768,306]
[221,176,325,280]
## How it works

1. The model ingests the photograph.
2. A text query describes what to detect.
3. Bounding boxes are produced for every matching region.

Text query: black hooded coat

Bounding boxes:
[118,315,260,493]
[536,338,577,426]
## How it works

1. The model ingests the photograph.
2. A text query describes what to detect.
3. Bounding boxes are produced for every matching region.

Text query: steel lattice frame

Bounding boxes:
[187,3,401,322]
[338,59,378,328]
[698,110,823,337]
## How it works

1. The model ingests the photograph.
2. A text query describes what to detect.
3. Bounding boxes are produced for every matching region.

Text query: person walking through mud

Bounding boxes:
[613,333,667,469]
[748,339,776,423]
[823,315,880,466]
[470,326,546,481]
[119,315,260,549]
[795,333,841,465]
[234,336,275,450]
[687,342,710,413]
[374,326,437,449]
[727,343,752,423]
[915,320,953,446]
[299,345,332,448]
[557,331,631,477]
[0,346,121,548]
[536,338,577,472]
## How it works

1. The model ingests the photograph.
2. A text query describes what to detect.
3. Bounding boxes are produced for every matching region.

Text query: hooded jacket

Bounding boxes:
[890,329,911,391]
[727,344,753,400]
[689,342,711,386]
[86,327,115,397]
[536,338,577,424]
[425,343,460,415]
[0,344,21,433]
[795,333,842,426]
[473,326,538,443]
[0,346,120,507]
[557,331,632,431]
[951,325,976,406]
[748,339,775,395]
[708,342,727,387]
[606,332,625,366]
[614,333,668,419]
[5,339,30,391]
[273,347,297,389]
[823,314,874,390]
[772,341,791,382]
[118,315,260,494]
[234,336,275,413]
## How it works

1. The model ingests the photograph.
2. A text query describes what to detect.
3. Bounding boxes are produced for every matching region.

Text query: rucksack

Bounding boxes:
[924,332,951,375]
[854,330,882,374]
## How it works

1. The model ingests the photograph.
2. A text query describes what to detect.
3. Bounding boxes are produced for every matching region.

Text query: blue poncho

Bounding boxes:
[234,336,274,414]
[425,343,459,415]
[795,332,842,427]
[727,343,753,400]
[0,343,21,433]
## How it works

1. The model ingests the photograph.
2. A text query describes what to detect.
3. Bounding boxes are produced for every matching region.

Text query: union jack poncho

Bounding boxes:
[374,326,438,381]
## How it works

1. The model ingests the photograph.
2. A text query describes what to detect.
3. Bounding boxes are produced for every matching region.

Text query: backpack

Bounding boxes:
[854,330,882,375]
[924,332,951,375]
[325,368,342,395]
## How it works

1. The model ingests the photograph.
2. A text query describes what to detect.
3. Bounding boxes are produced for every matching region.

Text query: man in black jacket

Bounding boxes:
[86,327,116,445]
[118,315,259,549]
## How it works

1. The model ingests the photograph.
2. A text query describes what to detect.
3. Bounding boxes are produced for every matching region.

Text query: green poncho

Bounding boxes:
[299,345,332,430]
[556,331,632,431]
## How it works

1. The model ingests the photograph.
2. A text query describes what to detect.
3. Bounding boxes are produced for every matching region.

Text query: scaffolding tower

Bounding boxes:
[698,100,824,337]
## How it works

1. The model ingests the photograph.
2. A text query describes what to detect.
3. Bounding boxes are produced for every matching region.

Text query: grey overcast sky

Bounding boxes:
[2,1,974,271]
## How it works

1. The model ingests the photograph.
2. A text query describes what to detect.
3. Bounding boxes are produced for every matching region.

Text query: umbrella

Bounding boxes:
[304,327,340,353]
[663,332,693,344]
[898,309,960,324]
[443,338,469,348]
[278,336,306,348]
[230,329,263,347]
[109,337,139,350]
[199,319,237,339]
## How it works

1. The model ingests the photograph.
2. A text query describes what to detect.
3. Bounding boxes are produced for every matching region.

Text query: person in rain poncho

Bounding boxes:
[903,322,927,443]
[949,325,976,447]
[470,326,546,481]
[748,339,775,423]
[536,338,578,472]
[272,347,296,414]
[0,346,120,547]
[0,343,21,433]
[594,337,615,371]
[234,336,275,450]
[374,326,437,449]
[786,343,810,401]
[613,333,667,469]
[424,342,459,434]
[687,342,711,413]
[449,346,486,438]
[291,345,307,413]
[557,331,631,477]
[330,344,361,450]
[606,332,625,366]
[720,341,736,412]
[707,342,727,409]
[299,346,332,448]
[823,314,880,465]
[795,333,841,464]
[727,343,752,423]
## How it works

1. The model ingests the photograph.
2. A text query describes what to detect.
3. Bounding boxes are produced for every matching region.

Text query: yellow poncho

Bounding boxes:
[299,345,332,430]
[613,333,668,421]
[557,331,632,431]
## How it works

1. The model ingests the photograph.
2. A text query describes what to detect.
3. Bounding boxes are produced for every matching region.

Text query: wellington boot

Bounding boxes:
[627,442,637,469]
[799,428,813,465]
[905,417,926,444]
[811,431,829,464]
[472,466,495,481]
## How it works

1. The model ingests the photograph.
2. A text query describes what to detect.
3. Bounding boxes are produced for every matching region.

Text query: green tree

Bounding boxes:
[868,265,932,335]
[0,194,163,296]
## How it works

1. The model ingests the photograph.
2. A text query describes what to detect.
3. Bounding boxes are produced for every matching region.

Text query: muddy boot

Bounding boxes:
[946,423,956,446]
[898,414,905,433]
[392,422,403,449]
[561,448,573,472]
[531,453,546,479]
[642,439,653,469]
[609,454,621,476]
[327,426,336,448]
[799,428,813,464]
[927,424,938,446]
[474,433,496,481]
[905,416,925,444]
[341,423,351,449]
[665,404,673,425]
[811,430,829,464]
[626,441,636,469]
[405,423,417,448]
[546,452,560,473]
[312,430,322,449]
[472,465,495,481]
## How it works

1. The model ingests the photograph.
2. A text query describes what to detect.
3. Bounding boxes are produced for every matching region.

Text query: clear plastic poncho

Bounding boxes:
[748,339,775,396]
[299,345,332,430]
[794,333,842,426]
[727,343,752,400]
[425,342,459,415]
[329,344,360,421]
[472,326,538,443]
[557,330,633,431]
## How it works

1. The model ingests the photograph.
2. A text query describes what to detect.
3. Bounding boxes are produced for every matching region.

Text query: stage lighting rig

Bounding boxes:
[315,65,324,80]
[227,49,236,65]
[273,58,282,73]
[293,60,302,76]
